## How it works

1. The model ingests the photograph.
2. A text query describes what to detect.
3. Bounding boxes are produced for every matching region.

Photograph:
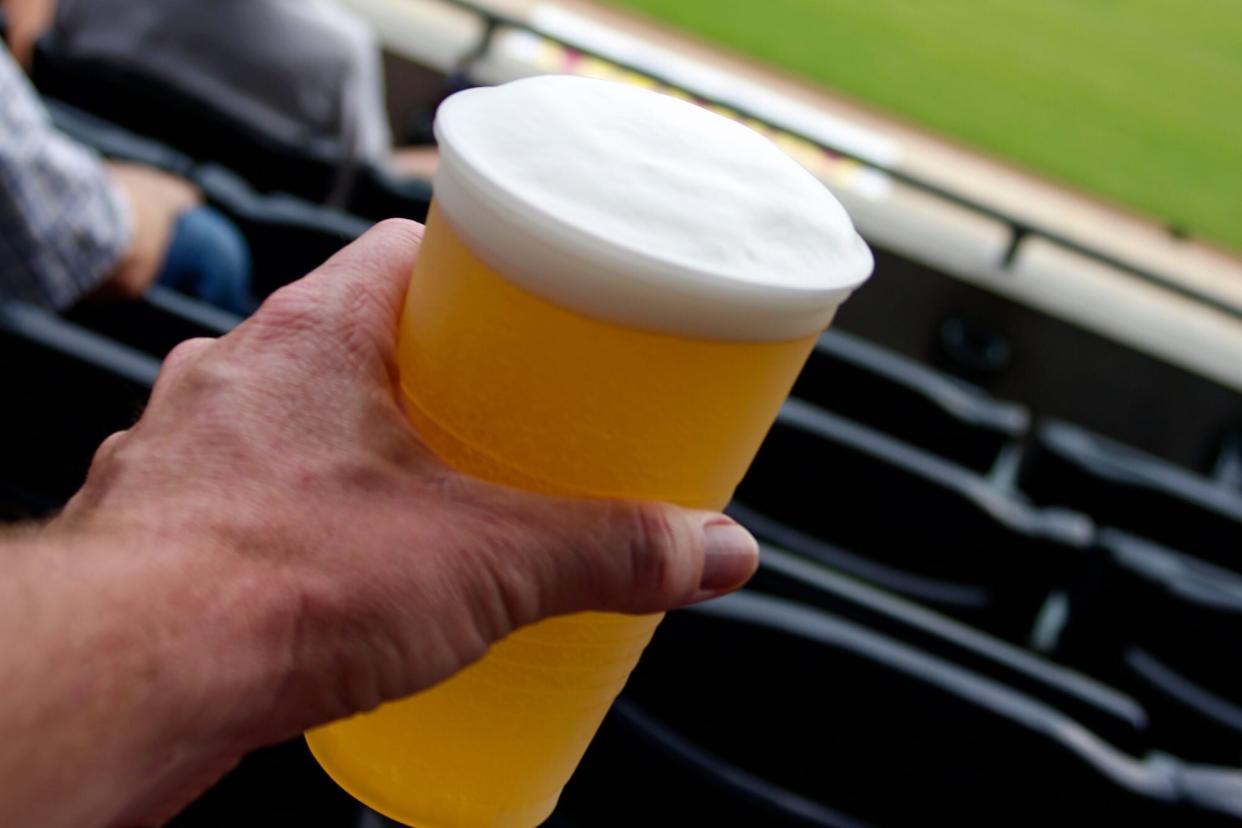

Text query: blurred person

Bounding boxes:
[0,220,758,827]
[2,0,439,178]
[0,43,256,314]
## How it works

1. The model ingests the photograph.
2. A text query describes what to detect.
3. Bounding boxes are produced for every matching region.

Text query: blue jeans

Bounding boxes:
[156,206,256,316]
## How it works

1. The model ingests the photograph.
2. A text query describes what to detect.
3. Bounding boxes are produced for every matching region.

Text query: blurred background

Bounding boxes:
[2,0,1241,824]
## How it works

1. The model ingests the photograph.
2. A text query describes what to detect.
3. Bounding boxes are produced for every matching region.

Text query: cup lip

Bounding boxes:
[431,78,875,343]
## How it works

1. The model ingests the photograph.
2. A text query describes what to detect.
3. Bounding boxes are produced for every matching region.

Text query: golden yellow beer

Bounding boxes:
[306,75,872,827]
[306,204,819,826]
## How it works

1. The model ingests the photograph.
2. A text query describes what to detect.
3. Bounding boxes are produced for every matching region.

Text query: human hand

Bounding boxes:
[35,220,757,826]
[103,162,202,298]
[2,0,58,69]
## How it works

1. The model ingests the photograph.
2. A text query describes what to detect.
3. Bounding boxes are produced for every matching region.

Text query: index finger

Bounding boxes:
[247,219,426,366]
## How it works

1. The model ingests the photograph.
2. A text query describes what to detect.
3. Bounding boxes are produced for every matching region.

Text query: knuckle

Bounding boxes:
[158,337,216,385]
[373,217,425,242]
[90,429,130,468]
[346,273,396,328]
[465,508,543,636]
[250,283,327,340]
[625,503,686,603]
[165,337,215,366]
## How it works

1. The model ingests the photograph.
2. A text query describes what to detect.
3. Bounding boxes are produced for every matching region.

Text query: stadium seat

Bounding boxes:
[1055,529,1242,764]
[1211,429,1242,493]
[1019,419,1242,574]
[588,593,1242,825]
[167,740,364,828]
[558,698,869,828]
[45,99,195,177]
[793,329,1029,472]
[39,95,370,300]
[0,303,157,519]
[192,164,370,298]
[747,546,1147,754]
[348,163,433,224]
[732,400,1091,641]
[32,37,434,225]
[64,287,240,360]
[31,37,345,202]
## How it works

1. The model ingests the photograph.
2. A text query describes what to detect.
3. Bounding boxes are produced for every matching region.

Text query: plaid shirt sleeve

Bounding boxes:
[0,46,132,310]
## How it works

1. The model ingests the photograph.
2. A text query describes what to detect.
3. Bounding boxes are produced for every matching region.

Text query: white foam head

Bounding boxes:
[433,75,873,341]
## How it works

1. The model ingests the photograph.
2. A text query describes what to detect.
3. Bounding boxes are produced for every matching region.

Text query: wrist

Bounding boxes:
[43,506,306,756]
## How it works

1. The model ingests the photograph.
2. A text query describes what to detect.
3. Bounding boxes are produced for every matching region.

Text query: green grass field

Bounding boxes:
[605,0,1242,251]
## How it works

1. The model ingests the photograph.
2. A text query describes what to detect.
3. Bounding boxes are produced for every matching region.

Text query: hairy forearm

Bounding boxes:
[0,519,291,827]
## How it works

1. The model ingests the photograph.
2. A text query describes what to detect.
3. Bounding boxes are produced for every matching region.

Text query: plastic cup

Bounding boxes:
[306,75,872,827]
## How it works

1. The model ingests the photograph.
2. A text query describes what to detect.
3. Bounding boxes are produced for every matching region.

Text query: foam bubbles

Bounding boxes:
[433,75,873,341]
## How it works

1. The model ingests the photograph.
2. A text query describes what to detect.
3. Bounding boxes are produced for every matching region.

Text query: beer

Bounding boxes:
[306,75,873,827]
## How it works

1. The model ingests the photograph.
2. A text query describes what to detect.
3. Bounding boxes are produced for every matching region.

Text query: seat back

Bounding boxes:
[794,329,1029,471]
[1021,419,1242,573]
[192,164,369,297]
[734,400,1090,640]
[1057,528,1242,764]
[617,593,1242,825]
[0,303,157,517]
[65,287,240,359]
[31,37,344,201]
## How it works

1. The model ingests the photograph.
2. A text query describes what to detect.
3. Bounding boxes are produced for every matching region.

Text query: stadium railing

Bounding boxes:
[427,0,1242,326]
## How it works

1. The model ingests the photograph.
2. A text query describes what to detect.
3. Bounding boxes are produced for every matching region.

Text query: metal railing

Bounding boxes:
[435,0,1242,323]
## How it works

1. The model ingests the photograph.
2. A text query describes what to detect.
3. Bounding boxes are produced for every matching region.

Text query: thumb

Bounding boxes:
[466,486,760,626]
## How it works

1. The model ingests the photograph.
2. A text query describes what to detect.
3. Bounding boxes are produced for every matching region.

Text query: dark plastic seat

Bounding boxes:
[0,303,157,518]
[64,287,240,359]
[747,546,1147,754]
[33,37,434,224]
[31,37,345,202]
[732,399,1091,640]
[168,739,364,828]
[1056,529,1242,765]
[558,698,869,828]
[38,94,369,299]
[347,162,433,224]
[793,329,1029,471]
[193,164,370,298]
[1020,419,1242,574]
[45,99,195,177]
[595,593,1242,825]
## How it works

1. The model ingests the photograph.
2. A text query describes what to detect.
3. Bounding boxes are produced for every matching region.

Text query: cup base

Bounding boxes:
[307,734,561,828]
[305,611,663,828]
